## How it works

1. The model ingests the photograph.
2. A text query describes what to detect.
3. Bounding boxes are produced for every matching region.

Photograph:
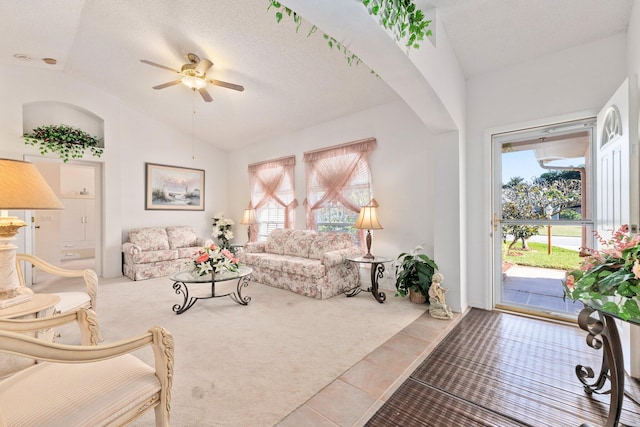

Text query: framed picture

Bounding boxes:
[145,163,205,211]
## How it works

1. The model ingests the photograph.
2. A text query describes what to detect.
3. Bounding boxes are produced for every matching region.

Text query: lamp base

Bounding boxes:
[362,229,374,259]
[0,216,31,308]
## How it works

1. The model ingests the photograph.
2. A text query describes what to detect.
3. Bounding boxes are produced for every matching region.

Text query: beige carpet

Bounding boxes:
[33,271,428,426]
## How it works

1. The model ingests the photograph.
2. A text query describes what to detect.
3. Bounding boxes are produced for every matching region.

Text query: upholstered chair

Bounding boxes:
[0,308,173,426]
[15,253,98,314]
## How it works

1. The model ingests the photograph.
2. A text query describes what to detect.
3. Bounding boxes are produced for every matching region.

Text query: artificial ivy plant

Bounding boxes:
[362,0,432,49]
[267,0,432,68]
[23,124,104,163]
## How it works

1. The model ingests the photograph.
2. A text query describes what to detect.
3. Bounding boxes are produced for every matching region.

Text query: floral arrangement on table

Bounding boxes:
[212,212,234,251]
[193,242,240,277]
[563,225,640,321]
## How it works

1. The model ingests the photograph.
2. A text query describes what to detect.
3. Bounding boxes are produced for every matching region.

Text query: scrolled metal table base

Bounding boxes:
[345,262,386,303]
[576,306,626,427]
[172,275,251,315]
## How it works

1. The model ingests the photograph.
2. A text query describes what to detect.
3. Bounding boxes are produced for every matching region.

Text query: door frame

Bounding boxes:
[23,156,103,283]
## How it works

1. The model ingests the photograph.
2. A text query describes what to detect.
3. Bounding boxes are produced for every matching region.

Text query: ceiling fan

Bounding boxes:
[140,53,244,102]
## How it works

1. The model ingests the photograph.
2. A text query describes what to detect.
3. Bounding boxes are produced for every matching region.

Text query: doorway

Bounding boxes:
[492,118,596,321]
[25,156,102,285]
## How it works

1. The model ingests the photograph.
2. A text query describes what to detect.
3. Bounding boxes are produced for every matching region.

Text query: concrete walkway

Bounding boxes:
[502,264,583,317]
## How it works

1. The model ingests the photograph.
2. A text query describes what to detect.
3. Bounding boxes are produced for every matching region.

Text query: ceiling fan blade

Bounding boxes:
[208,79,245,92]
[199,88,213,102]
[140,59,180,74]
[152,80,182,90]
[195,58,213,76]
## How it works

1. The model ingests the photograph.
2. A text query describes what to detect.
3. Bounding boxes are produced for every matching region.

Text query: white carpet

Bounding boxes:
[34,273,428,426]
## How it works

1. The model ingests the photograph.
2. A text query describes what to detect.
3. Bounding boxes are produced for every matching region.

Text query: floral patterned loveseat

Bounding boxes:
[122,226,204,280]
[241,229,363,299]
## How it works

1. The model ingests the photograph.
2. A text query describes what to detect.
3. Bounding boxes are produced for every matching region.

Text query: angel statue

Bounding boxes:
[428,272,453,320]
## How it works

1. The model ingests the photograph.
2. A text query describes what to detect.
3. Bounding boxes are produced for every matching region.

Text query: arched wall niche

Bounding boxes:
[22,101,105,147]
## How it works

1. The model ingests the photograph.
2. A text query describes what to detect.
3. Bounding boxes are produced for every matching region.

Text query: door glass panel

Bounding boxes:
[501,224,584,317]
[494,119,595,320]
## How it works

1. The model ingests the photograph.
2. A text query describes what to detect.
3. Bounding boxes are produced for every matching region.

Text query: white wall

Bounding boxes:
[465,33,628,309]
[226,99,468,310]
[0,64,228,278]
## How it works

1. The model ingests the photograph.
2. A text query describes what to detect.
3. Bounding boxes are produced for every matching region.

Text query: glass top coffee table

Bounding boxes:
[170,266,252,314]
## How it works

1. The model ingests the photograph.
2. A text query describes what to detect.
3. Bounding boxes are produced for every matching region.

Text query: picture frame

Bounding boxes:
[145,163,205,211]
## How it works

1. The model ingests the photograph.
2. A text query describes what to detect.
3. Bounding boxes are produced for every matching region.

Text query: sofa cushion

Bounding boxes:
[241,253,326,278]
[128,227,170,251]
[127,249,179,264]
[241,253,275,269]
[166,226,199,249]
[283,230,317,258]
[177,247,202,259]
[265,229,293,255]
[280,256,326,278]
[309,233,354,260]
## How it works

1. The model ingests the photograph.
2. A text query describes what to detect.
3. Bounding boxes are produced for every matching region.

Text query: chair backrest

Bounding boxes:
[15,254,98,311]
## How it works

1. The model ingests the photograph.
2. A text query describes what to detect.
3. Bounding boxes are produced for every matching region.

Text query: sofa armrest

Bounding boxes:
[322,247,364,267]
[244,242,265,253]
[122,242,142,255]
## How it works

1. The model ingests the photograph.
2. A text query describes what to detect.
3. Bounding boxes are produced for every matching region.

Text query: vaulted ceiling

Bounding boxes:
[0,0,633,151]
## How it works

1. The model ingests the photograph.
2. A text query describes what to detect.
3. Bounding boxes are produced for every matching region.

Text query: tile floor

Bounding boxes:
[277,309,465,427]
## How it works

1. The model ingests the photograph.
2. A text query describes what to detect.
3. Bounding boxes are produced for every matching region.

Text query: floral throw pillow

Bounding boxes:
[283,230,317,258]
[309,233,353,260]
[265,229,293,255]
[167,226,199,249]
[128,227,170,251]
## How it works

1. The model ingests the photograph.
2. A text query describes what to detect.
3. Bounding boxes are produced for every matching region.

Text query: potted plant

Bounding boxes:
[563,224,640,321]
[394,245,439,303]
[23,124,104,163]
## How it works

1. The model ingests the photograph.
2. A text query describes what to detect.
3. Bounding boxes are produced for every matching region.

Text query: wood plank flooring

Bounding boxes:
[365,308,640,427]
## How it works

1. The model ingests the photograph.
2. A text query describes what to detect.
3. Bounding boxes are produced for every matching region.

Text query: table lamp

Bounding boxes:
[0,159,64,308]
[239,208,257,241]
[354,198,383,259]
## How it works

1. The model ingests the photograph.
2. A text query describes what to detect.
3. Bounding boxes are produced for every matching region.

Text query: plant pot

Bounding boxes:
[409,289,427,304]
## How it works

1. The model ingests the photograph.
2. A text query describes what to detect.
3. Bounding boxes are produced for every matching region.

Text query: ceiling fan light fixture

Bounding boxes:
[181,75,207,90]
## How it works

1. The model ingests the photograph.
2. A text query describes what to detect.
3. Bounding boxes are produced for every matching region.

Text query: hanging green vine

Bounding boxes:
[267,1,362,67]
[23,124,104,163]
[361,0,432,49]
[267,0,431,68]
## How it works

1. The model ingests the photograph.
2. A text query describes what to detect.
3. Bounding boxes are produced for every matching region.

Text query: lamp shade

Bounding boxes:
[0,159,63,210]
[354,198,383,230]
[239,208,257,225]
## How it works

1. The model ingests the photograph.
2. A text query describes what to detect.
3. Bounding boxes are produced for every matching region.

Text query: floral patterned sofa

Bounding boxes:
[241,229,363,299]
[122,226,204,280]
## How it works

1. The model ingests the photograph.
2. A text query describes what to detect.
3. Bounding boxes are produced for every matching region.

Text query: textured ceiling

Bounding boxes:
[420,0,634,77]
[0,0,634,150]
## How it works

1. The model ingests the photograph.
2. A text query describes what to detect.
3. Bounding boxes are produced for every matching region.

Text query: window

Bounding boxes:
[304,138,376,246]
[248,156,297,242]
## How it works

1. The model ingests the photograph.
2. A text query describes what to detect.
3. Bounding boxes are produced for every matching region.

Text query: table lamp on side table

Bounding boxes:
[0,159,64,308]
[239,208,257,242]
[354,198,383,259]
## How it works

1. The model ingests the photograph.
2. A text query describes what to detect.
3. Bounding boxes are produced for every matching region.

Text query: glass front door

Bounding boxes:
[492,118,595,321]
